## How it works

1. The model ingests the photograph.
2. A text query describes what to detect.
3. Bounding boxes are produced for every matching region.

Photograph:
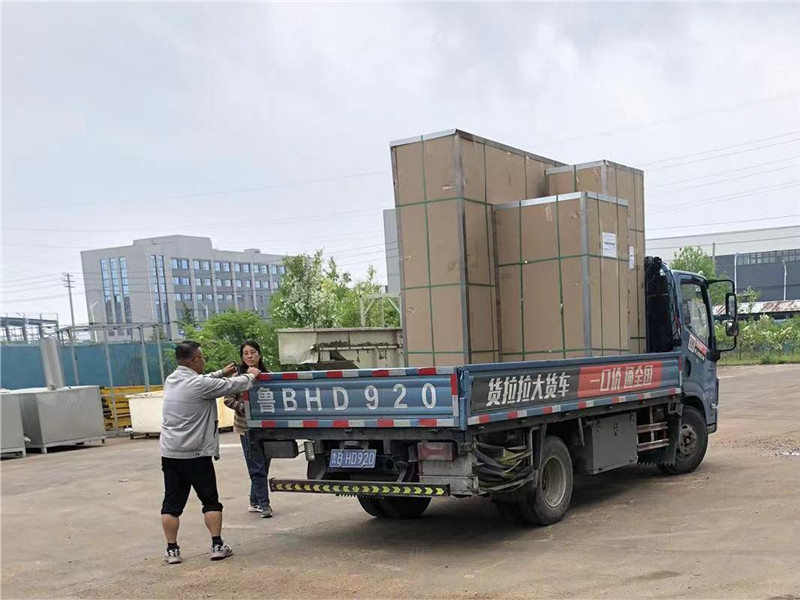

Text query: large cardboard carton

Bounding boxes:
[546,161,646,353]
[495,192,630,360]
[390,130,562,366]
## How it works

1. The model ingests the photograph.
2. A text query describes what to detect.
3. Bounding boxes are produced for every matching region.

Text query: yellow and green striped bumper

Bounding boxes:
[269,478,449,498]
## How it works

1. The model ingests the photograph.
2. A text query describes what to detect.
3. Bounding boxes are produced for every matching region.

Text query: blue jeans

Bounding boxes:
[239,434,270,508]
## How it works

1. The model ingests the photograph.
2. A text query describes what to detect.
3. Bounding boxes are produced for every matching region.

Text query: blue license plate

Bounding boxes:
[329,449,377,469]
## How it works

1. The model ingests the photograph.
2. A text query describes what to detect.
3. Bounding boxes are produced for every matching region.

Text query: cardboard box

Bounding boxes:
[546,161,646,353]
[495,192,630,360]
[390,130,562,366]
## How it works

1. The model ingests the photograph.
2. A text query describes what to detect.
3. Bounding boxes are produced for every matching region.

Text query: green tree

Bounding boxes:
[670,246,731,306]
[269,251,339,328]
[177,302,198,338]
[670,246,716,277]
[337,265,400,327]
[269,252,397,329]
[176,310,279,371]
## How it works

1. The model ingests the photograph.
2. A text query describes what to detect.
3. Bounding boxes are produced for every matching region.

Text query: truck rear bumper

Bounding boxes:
[269,478,450,498]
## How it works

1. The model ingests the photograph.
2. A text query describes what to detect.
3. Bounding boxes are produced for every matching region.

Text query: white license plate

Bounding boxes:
[329,449,377,469]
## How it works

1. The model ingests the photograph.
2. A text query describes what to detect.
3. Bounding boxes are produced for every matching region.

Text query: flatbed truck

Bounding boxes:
[245,257,739,524]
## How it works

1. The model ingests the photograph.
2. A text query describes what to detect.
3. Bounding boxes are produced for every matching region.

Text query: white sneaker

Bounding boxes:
[210,543,233,561]
[248,504,261,513]
[165,547,182,565]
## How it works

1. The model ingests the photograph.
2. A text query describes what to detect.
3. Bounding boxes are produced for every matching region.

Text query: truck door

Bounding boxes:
[675,275,718,424]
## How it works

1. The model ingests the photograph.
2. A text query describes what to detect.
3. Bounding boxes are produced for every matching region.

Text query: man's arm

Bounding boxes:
[195,372,255,400]
[208,363,237,379]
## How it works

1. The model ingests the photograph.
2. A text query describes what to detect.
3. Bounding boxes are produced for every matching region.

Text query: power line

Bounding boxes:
[648,214,800,232]
[647,163,800,197]
[646,155,800,189]
[638,131,800,167]
[530,91,800,150]
[647,234,800,249]
[646,137,800,172]
[649,180,800,214]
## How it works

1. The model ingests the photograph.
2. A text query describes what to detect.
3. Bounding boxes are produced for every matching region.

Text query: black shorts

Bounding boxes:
[161,456,223,517]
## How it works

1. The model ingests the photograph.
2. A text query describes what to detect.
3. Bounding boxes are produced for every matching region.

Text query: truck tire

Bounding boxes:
[357,496,388,518]
[658,405,708,475]
[379,497,431,519]
[517,436,573,526]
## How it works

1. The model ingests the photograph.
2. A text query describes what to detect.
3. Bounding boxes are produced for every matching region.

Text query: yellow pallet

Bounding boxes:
[101,386,162,431]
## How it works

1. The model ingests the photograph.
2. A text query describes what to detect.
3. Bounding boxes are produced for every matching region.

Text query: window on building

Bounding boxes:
[195,278,202,287]
[175,293,182,302]
[184,293,192,301]
[258,264,267,274]
[206,293,213,301]
[234,262,241,272]
[275,281,281,289]
[173,276,180,285]
[180,259,189,269]
[180,277,190,285]
[245,280,251,288]
[255,280,261,289]
[222,279,231,287]
[271,265,278,274]
[214,261,222,272]
[204,278,212,286]
[222,262,231,272]
[193,260,200,270]
[236,280,242,288]
[279,265,286,274]
[202,260,211,270]
[226,294,234,302]
[171,258,179,269]
[243,263,250,273]
[237,294,244,302]
[217,293,224,302]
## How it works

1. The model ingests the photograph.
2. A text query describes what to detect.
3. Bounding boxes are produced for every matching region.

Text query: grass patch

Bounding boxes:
[720,353,800,366]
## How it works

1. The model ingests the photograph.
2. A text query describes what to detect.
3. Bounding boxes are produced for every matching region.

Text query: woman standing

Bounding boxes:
[224,340,273,518]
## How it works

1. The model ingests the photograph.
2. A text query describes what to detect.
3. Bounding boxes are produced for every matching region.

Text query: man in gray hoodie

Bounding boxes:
[160,341,260,564]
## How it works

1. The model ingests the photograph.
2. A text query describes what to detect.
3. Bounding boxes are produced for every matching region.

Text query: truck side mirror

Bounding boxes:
[725,292,738,320]
[725,319,739,337]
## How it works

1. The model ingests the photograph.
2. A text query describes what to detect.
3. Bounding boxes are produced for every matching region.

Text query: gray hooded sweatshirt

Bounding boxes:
[160,366,255,460]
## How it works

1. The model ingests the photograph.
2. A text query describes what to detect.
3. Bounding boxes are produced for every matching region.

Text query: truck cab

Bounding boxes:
[645,257,738,467]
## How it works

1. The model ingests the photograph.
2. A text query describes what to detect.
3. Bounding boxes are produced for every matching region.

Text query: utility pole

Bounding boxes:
[62,273,76,328]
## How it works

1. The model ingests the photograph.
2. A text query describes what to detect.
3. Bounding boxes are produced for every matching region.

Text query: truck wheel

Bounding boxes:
[518,436,573,526]
[658,405,708,475]
[379,497,431,519]
[357,496,388,518]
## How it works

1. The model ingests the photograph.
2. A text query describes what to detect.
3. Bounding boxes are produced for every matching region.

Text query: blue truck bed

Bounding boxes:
[245,353,682,433]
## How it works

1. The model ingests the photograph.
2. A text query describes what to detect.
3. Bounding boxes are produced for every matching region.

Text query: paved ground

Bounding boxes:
[2,364,799,599]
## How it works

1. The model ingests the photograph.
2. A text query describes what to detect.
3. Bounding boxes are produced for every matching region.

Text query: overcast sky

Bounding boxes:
[2,2,799,324]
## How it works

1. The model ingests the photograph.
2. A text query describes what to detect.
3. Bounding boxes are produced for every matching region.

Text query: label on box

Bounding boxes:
[629,245,635,270]
[602,232,617,258]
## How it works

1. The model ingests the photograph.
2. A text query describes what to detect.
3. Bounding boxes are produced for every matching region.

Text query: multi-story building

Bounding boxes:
[81,235,286,339]
[646,225,800,302]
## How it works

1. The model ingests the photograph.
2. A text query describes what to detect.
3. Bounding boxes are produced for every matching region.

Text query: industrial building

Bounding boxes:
[647,225,800,302]
[81,235,286,339]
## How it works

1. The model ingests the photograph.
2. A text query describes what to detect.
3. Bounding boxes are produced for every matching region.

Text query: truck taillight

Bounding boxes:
[417,442,455,461]
[678,356,683,372]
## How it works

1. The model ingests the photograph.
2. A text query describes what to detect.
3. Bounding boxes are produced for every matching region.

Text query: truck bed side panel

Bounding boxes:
[463,353,681,426]
[246,367,458,429]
